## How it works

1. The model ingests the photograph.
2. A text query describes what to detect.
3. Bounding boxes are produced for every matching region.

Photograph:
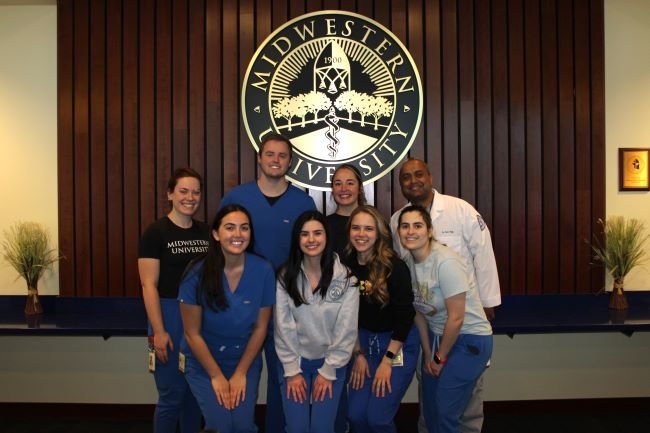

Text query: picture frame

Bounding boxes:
[619,148,650,191]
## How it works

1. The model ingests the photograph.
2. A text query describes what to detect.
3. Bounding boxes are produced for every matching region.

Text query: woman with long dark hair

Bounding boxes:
[275,210,359,433]
[179,204,275,433]
[398,205,492,433]
[138,167,209,433]
[344,205,419,433]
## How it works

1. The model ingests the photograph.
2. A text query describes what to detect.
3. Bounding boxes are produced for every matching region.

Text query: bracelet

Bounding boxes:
[353,349,365,358]
[433,352,447,365]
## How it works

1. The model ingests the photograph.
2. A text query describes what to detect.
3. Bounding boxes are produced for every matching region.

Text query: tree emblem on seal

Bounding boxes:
[242,11,423,190]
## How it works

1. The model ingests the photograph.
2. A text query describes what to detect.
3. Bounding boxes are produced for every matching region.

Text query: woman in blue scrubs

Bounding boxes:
[179,204,275,433]
[139,167,209,433]
[398,205,493,433]
[275,211,359,433]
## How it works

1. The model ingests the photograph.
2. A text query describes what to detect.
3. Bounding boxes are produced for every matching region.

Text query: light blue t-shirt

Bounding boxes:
[406,242,491,336]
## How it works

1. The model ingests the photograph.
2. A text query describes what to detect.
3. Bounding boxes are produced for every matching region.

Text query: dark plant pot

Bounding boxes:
[608,308,628,324]
[25,285,43,315]
[608,277,629,310]
[25,313,42,328]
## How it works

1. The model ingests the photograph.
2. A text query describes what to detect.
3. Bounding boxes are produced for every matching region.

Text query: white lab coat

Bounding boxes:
[390,189,501,308]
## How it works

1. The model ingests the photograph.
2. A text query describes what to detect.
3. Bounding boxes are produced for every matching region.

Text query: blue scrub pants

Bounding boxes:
[421,332,493,433]
[334,363,351,433]
[185,348,263,433]
[149,299,202,433]
[348,326,419,433]
[264,330,286,433]
[280,357,346,433]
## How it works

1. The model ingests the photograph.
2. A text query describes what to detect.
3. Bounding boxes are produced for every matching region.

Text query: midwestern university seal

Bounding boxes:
[242,11,423,190]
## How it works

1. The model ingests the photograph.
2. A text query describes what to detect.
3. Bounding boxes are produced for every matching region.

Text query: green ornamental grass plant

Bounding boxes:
[1,221,60,314]
[591,216,649,309]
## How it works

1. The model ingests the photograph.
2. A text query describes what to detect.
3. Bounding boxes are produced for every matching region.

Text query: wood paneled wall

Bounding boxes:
[57,0,605,297]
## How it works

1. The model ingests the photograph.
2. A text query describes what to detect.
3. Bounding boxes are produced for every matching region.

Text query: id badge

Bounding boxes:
[391,348,404,367]
[178,352,186,373]
[147,336,156,373]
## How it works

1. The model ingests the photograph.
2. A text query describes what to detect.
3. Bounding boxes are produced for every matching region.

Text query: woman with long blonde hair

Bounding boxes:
[343,205,419,433]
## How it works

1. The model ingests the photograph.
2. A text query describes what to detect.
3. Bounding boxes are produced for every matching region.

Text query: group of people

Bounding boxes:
[138,133,501,433]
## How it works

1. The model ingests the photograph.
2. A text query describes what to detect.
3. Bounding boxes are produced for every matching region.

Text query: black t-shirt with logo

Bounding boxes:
[138,217,210,298]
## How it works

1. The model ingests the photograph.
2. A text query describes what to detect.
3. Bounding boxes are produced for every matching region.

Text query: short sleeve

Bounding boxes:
[438,258,469,299]
[139,222,162,259]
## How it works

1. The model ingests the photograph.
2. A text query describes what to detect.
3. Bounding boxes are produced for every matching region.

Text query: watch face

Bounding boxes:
[433,354,441,365]
[385,350,396,359]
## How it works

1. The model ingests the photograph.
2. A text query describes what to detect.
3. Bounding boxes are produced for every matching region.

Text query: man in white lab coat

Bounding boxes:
[390,158,501,433]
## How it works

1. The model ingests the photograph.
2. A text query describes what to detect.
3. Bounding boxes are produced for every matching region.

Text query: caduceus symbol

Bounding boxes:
[325,105,340,158]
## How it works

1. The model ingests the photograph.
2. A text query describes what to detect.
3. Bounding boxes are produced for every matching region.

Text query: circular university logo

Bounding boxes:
[242,11,423,190]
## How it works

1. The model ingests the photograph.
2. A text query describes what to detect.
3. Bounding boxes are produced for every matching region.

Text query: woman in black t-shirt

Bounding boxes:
[138,167,210,433]
[344,205,419,433]
[326,164,367,433]
[326,164,366,255]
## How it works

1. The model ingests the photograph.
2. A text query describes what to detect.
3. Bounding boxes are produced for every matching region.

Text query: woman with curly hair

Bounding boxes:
[344,205,419,433]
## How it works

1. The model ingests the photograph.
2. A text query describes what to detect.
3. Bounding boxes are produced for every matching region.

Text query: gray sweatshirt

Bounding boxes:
[274,255,359,381]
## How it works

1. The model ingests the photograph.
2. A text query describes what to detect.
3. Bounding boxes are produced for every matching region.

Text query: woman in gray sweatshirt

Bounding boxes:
[275,210,359,433]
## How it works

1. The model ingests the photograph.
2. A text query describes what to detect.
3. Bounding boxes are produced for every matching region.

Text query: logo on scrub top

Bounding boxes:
[241,11,423,190]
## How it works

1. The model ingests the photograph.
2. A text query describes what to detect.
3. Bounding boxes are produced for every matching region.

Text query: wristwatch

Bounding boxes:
[385,350,396,360]
[433,352,447,365]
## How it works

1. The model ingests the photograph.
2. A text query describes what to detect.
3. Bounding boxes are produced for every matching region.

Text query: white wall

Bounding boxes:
[605,0,650,290]
[0,5,58,295]
[1,0,649,406]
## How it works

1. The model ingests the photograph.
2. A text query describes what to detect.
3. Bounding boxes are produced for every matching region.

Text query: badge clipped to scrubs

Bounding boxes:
[147,336,156,373]
[178,352,186,373]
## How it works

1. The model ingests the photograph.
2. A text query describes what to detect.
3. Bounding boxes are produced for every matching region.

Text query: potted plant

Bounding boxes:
[590,216,649,310]
[1,222,61,315]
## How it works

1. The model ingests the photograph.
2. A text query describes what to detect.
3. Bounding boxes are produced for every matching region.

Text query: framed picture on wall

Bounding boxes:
[619,148,650,191]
